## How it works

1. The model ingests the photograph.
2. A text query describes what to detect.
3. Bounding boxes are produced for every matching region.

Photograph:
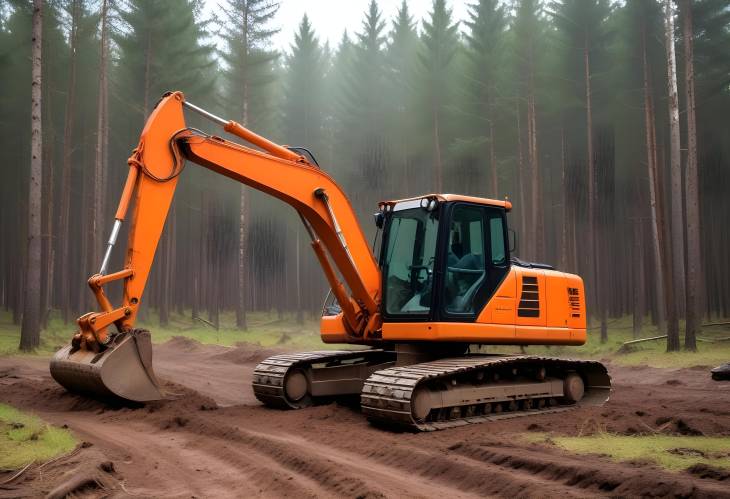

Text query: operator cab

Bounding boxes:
[378,195,511,322]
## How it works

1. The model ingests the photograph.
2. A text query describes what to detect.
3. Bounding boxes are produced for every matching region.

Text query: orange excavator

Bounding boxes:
[50,91,610,430]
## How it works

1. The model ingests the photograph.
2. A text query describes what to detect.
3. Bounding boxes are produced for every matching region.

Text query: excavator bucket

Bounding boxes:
[49,330,164,403]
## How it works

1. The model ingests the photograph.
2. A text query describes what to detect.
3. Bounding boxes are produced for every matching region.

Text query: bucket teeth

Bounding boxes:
[50,329,164,403]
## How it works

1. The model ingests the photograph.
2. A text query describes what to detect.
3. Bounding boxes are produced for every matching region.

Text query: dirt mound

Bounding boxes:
[687,463,730,482]
[210,343,281,365]
[162,335,206,352]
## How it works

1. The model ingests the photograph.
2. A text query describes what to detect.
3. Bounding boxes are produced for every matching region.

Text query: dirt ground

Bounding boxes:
[1,337,729,498]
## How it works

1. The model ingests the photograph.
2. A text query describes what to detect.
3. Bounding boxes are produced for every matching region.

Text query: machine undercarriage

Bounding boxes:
[253,345,610,431]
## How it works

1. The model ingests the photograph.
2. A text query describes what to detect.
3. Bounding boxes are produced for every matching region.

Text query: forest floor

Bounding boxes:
[1,312,730,497]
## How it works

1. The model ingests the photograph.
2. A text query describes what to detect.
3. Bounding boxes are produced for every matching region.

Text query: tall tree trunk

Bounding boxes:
[58,0,79,324]
[432,107,443,192]
[584,34,598,326]
[641,22,667,330]
[93,0,109,275]
[664,0,686,312]
[296,226,303,324]
[633,217,645,338]
[527,89,543,261]
[680,0,700,351]
[560,125,568,271]
[20,0,43,351]
[488,104,498,197]
[515,100,527,255]
[663,0,681,351]
[40,57,54,329]
[143,32,152,119]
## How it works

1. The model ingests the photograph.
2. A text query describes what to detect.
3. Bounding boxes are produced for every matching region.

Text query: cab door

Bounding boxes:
[439,203,510,321]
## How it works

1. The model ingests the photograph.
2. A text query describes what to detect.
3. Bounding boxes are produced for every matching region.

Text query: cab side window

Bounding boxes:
[445,206,486,314]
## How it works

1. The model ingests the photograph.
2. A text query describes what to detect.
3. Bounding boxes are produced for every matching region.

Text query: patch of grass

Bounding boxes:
[2,308,729,365]
[485,315,730,369]
[528,432,730,471]
[0,309,334,356]
[140,310,336,351]
[0,403,77,470]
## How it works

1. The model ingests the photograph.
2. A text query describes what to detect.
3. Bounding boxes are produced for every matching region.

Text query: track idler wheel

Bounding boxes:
[562,373,585,403]
[283,369,312,408]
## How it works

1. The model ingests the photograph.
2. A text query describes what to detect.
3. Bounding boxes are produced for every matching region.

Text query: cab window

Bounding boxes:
[445,206,486,314]
[384,207,439,315]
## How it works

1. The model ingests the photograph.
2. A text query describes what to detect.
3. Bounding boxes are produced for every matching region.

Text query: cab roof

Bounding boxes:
[379,194,512,212]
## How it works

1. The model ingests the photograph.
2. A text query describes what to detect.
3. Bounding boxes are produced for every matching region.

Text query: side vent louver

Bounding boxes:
[567,287,581,318]
[518,276,540,318]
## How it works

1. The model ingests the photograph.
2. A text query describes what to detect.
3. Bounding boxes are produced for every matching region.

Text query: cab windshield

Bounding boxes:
[383,207,439,315]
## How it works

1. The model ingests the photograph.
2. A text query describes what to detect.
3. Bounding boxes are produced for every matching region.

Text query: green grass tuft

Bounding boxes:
[527,432,730,471]
[0,403,77,470]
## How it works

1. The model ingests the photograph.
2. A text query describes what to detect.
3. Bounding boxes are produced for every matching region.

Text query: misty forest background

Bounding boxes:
[1,0,729,352]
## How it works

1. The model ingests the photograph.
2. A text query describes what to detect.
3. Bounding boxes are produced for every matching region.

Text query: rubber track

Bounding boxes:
[361,355,610,431]
[253,350,386,409]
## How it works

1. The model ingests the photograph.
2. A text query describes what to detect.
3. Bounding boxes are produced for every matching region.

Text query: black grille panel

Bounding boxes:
[568,287,581,318]
[518,276,540,318]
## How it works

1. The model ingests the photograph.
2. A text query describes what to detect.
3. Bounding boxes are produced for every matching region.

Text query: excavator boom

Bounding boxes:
[51,91,383,401]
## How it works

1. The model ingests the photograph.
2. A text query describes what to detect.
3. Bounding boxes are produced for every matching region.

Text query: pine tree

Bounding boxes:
[114,0,215,326]
[420,0,459,193]
[385,1,420,195]
[282,15,328,324]
[512,0,544,261]
[219,0,280,330]
[463,0,507,198]
[282,15,326,154]
[549,0,612,338]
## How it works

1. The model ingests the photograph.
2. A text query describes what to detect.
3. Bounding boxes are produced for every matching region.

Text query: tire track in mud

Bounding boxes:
[451,442,730,498]
[248,429,593,498]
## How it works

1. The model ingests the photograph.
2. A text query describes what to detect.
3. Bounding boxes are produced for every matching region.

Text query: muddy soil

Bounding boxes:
[1,338,729,498]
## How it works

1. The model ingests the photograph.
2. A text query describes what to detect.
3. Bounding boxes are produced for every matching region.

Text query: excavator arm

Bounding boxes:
[51,91,382,401]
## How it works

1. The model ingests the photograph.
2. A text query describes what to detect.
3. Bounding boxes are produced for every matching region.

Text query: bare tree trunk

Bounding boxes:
[664,0,686,313]
[633,217,645,338]
[584,35,598,325]
[296,226,303,324]
[489,114,498,197]
[663,0,681,351]
[641,19,667,330]
[93,0,109,275]
[40,63,54,329]
[560,125,568,271]
[143,33,152,119]
[159,206,174,326]
[20,0,43,351]
[527,89,543,261]
[432,107,443,192]
[58,0,79,324]
[515,101,527,256]
[680,0,700,351]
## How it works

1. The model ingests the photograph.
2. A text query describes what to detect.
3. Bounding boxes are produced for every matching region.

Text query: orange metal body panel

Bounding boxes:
[380,265,587,346]
[320,314,349,343]
[380,322,585,345]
